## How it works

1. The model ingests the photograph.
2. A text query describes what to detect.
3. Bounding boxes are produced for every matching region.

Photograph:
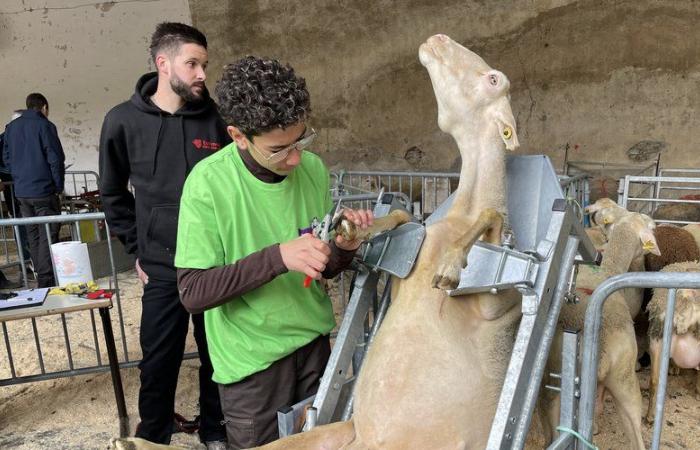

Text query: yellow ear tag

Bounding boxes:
[643,241,655,251]
[502,127,512,140]
[603,217,611,224]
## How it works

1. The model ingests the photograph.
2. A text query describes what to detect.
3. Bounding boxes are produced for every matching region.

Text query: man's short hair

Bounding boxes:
[149,22,207,63]
[215,56,311,137]
[26,93,48,111]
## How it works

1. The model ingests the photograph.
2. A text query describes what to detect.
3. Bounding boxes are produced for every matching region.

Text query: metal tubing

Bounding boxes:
[99,307,129,438]
[45,222,60,287]
[578,272,700,442]
[0,212,105,226]
[90,310,103,366]
[2,322,16,378]
[651,288,677,450]
[557,331,579,448]
[547,433,574,450]
[104,221,129,360]
[510,236,580,449]
[60,313,74,370]
[31,318,46,374]
[14,225,28,287]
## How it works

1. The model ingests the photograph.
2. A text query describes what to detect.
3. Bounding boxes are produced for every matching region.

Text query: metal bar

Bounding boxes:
[487,205,577,449]
[98,306,129,438]
[31,318,46,374]
[2,322,16,378]
[578,272,700,442]
[624,175,700,184]
[651,288,677,450]
[556,330,579,449]
[510,235,581,449]
[0,212,105,226]
[334,170,460,178]
[626,196,700,204]
[547,433,574,450]
[14,225,28,288]
[90,309,103,366]
[60,313,75,370]
[44,222,60,286]
[313,268,378,424]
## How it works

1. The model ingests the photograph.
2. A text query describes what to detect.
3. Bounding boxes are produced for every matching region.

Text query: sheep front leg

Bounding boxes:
[336,209,412,242]
[432,208,504,290]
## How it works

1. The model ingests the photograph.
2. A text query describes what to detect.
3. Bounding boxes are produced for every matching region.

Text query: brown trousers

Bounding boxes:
[218,335,331,449]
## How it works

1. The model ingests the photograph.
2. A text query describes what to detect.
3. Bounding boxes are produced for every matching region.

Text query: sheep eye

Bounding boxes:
[502,127,512,139]
[488,74,498,86]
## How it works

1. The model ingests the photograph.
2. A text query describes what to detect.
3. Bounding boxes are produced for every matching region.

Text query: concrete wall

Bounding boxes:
[191,0,700,174]
[2,1,697,180]
[0,0,191,182]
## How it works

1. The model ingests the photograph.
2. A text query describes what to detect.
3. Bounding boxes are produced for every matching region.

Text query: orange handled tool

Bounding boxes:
[303,202,343,287]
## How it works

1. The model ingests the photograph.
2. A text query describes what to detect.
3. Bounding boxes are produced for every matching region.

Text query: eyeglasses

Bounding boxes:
[248,128,317,164]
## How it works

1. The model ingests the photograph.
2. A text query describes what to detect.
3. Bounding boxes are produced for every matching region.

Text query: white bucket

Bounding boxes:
[51,241,94,286]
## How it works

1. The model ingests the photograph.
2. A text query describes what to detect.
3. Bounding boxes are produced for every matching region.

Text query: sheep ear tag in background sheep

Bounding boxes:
[640,228,661,256]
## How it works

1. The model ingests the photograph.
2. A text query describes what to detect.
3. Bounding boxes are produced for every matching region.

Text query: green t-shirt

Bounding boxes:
[175,143,335,384]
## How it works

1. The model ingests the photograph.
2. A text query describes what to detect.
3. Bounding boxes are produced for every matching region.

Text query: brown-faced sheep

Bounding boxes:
[645,261,700,424]
[644,225,700,272]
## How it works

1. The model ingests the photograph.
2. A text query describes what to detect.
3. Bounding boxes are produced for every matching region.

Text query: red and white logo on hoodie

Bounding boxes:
[192,139,222,151]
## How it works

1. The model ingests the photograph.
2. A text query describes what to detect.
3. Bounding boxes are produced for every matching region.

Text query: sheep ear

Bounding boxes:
[491,103,519,151]
[585,203,602,214]
[639,228,661,255]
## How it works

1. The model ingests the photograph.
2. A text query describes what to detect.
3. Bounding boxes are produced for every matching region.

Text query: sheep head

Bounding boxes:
[617,212,661,256]
[418,34,519,151]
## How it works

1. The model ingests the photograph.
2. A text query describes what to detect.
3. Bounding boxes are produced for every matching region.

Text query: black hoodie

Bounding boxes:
[99,72,231,281]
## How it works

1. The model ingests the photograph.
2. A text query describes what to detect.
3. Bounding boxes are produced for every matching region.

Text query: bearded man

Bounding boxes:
[98,22,230,449]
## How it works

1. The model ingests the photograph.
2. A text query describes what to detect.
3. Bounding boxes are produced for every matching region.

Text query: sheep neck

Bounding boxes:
[448,121,507,216]
[600,224,641,274]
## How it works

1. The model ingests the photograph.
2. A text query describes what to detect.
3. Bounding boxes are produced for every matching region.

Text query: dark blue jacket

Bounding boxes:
[2,109,65,198]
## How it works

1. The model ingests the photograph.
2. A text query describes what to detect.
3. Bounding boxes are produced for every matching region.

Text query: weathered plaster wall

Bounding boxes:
[0,0,191,174]
[191,0,700,173]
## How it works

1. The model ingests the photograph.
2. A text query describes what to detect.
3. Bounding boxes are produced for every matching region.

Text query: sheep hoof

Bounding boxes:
[432,258,464,290]
[669,365,681,376]
[644,414,655,426]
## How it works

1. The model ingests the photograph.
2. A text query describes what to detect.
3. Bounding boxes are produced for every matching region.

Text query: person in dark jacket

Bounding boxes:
[98,23,229,448]
[3,94,64,288]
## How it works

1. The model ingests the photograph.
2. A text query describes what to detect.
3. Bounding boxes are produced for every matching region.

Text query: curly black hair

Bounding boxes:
[215,56,311,137]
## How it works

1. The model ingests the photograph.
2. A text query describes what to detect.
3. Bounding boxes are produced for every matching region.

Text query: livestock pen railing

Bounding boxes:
[619,175,700,224]
[331,170,460,220]
[571,271,700,450]
[564,159,659,206]
[332,169,590,226]
[0,170,104,278]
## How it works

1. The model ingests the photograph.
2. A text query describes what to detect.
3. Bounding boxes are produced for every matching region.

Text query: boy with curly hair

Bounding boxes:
[175,56,373,447]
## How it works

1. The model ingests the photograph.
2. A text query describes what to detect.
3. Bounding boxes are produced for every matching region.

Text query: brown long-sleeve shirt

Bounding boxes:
[177,147,356,314]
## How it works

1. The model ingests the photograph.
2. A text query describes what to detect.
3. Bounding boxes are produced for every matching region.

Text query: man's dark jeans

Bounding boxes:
[18,194,61,287]
[136,278,226,444]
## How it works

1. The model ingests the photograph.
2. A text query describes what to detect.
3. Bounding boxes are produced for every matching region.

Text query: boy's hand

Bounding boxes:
[335,208,374,251]
[280,234,331,280]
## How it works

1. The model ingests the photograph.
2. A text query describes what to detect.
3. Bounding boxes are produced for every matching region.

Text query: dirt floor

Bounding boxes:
[0,268,698,449]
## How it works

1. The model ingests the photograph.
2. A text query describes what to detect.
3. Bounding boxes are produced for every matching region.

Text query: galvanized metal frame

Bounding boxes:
[620,175,700,224]
[577,271,700,450]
